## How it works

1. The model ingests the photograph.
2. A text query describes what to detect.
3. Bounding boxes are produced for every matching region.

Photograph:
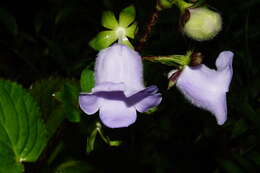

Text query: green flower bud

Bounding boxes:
[183,7,222,41]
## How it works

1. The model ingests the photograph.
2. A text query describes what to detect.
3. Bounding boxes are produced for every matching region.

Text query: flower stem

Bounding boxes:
[136,9,160,51]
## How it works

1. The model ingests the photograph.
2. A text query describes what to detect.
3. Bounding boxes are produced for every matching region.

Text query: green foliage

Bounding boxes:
[55,82,81,123]
[0,8,18,36]
[80,68,95,93]
[55,160,95,173]
[86,122,122,153]
[30,78,81,136]
[0,80,47,173]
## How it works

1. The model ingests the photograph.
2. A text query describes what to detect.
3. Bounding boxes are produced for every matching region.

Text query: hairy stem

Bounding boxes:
[136,9,160,51]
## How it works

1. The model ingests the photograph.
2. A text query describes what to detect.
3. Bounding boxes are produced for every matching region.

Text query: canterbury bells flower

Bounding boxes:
[79,44,162,128]
[176,51,233,125]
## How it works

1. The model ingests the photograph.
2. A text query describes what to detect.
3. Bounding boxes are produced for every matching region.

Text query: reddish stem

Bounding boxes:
[136,9,160,51]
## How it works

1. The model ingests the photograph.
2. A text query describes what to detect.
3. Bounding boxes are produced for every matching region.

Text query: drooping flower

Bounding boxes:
[174,51,233,125]
[89,5,138,51]
[79,44,162,128]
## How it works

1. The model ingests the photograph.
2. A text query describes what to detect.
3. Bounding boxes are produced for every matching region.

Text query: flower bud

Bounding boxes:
[182,7,222,41]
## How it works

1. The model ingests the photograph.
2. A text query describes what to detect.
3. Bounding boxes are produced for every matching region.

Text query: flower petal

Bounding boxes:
[135,93,162,113]
[99,98,137,128]
[101,11,118,29]
[210,93,227,125]
[79,94,99,115]
[216,51,234,70]
[215,51,234,91]
[92,82,125,92]
[176,60,231,125]
[124,85,162,112]
[95,44,144,93]
[119,5,136,27]
[89,31,117,50]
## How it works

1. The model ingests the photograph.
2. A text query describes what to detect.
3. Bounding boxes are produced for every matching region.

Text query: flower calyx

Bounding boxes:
[89,5,138,50]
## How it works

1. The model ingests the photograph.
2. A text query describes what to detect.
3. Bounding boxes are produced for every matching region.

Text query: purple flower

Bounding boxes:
[176,51,234,125]
[79,44,162,128]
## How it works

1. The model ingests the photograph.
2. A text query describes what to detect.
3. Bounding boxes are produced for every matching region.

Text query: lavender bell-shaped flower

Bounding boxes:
[175,51,234,125]
[79,44,162,128]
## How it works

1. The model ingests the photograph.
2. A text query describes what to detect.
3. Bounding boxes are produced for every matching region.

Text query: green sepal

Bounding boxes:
[191,0,207,8]
[119,5,136,27]
[126,22,138,39]
[101,11,118,29]
[89,31,117,50]
[121,37,134,49]
[156,0,175,11]
[144,51,192,67]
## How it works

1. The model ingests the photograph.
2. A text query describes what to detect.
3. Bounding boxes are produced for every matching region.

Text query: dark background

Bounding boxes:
[1,0,260,172]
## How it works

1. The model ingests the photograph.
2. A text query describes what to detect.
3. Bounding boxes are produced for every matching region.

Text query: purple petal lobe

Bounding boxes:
[135,93,162,113]
[79,94,99,115]
[215,51,234,70]
[126,85,162,112]
[99,98,137,128]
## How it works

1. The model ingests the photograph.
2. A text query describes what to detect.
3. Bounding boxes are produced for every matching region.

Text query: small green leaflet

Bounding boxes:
[80,68,95,93]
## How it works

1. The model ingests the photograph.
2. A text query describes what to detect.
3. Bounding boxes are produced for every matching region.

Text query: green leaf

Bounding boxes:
[0,8,18,36]
[80,68,95,92]
[248,151,260,167]
[89,31,117,50]
[0,80,48,172]
[233,153,256,173]
[231,119,249,139]
[30,78,79,136]
[217,159,245,173]
[55,8,73,24]
[55,83,81,123]
[119,5,136,27]
[126,22,138,39]
[55,160,95,173]
[101,11,118,29]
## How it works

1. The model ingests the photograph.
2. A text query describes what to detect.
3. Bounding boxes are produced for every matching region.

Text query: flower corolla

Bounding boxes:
[79,44,162,128]
[175,51,233,125]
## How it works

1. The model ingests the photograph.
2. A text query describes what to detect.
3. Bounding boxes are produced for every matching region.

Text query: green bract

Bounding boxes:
[143,51,192,68]
[89,5,137,50]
